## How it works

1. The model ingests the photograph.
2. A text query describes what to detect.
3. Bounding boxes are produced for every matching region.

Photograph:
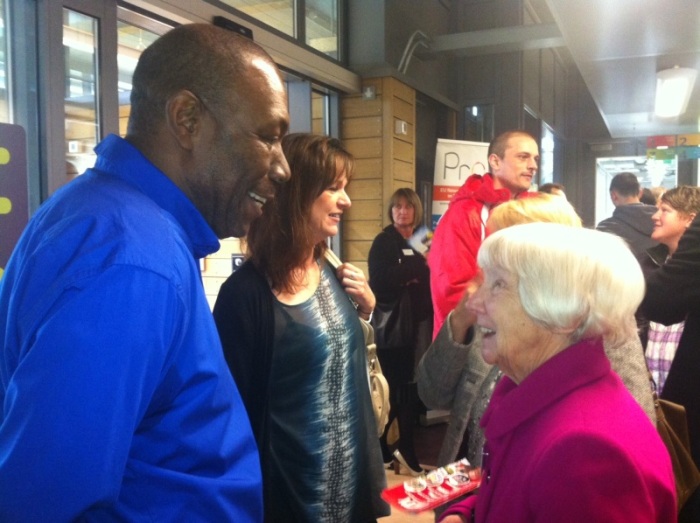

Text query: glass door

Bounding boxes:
[115,7,172,137]
[63,8,100,180]
[62,5,171,185]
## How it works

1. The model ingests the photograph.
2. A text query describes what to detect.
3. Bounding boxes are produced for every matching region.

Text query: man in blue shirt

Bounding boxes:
[0,24,290,521]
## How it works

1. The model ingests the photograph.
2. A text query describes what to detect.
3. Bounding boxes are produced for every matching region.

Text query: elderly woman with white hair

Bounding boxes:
[417,194,655,472]
[439,223,675,523]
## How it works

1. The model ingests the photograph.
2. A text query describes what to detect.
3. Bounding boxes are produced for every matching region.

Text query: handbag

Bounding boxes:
[649,375,700,511]
[360,317,391,437]
[372,286,413,349]
[323,250,391,437]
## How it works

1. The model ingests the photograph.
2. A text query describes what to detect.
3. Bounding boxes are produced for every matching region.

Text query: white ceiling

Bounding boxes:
[423,0,700,139]
[544,0,700,138]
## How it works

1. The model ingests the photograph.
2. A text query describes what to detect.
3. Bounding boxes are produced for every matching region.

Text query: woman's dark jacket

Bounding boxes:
[641,215,700,467]
[367,224,432,325]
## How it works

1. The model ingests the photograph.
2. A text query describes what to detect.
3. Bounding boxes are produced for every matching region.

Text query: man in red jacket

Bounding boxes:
[429,130,539,338]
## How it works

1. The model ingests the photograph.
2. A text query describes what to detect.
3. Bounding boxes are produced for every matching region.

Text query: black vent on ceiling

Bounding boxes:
[213,16,253,41]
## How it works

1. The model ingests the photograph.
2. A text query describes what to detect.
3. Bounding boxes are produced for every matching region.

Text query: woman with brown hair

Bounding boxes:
[368,188,432,476]
[213,133,389,522]
[642,186,700,392]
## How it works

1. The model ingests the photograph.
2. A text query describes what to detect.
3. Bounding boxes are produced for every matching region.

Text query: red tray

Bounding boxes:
[381,460,481,514]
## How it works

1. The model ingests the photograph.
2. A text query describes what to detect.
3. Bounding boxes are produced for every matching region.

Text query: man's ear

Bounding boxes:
[165,90,202,150]
[488,153,500,172]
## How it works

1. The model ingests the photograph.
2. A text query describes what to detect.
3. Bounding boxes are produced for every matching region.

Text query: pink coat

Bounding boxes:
[439,338,676,522]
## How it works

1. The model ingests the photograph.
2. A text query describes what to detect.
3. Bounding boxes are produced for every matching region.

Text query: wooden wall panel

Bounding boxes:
[344,137,382,158]
[393,138,413,163]
[345,199,383,221]
[393,158,413,182]
[340,76,416,270]
[353,158,383,179]
[342,116,382,138]
[346,240,373,262]
[341,97,382,118]
[391,80,414,103]
[392,179,413,194]
[348,178,382,198]
[393,97,414,123]
[345,220,384,240]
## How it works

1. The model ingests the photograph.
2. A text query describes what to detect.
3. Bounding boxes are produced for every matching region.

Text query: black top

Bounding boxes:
[213,261,390,522]
[368,224,432,323]
[641,214,700,467]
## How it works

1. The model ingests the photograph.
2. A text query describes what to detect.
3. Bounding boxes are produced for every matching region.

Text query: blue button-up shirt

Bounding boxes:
[0,134,262,521]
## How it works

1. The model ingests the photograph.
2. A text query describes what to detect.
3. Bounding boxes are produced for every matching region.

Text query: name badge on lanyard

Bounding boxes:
[402,249,415,256]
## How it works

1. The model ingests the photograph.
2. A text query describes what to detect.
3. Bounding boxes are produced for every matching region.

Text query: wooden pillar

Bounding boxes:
[341,77,416,276]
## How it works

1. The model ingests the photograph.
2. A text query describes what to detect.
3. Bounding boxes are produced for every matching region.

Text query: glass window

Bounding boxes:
[116,22,160,137]
[63,8,99,178]
[539,122,555,187]
[214,0,340,60]
[218,0,294,37]
[463,104,494,143]
[311,89,328,135]
[0,0,9,123]
[305,0,339,59]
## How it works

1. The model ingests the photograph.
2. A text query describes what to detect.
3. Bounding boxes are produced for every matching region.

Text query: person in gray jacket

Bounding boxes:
[417,194,656,468]
[596,172,658,259]
[597,172,660,345]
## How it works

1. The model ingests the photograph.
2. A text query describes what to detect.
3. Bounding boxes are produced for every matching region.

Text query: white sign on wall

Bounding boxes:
[431,138,489,228]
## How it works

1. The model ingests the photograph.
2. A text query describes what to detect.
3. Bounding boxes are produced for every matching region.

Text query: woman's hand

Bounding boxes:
[449,273,482,343]
[337,262,376,319]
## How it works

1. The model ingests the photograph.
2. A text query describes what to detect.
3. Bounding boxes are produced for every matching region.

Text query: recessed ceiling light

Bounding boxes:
[655,67,698,118]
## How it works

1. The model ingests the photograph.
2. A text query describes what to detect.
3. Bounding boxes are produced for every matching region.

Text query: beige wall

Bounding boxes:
[201,237,243,309]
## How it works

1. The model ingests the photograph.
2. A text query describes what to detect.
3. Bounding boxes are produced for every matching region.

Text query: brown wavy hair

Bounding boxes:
[387,188,423,229]
[246,133,354,293]
[659,185,700,217]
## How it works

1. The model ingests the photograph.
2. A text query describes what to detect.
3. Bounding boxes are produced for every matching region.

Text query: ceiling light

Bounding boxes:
[655,67,698,118]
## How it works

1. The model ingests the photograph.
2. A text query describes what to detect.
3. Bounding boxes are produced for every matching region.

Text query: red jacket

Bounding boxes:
[428,173,510,338]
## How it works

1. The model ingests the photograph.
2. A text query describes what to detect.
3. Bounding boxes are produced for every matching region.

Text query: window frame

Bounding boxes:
[206,0,347,65]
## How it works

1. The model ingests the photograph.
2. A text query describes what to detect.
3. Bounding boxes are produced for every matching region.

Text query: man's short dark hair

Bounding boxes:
[639,188,656,205]
[128,24,270,138]
[609,172,640,197]
[488,130,536,159]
